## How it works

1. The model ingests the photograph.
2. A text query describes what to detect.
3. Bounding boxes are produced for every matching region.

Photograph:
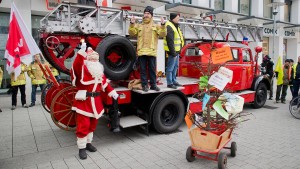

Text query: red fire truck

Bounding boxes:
[39,2,269,134]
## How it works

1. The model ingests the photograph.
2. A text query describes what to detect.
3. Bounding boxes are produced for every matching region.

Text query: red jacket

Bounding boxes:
[71,49,117,119]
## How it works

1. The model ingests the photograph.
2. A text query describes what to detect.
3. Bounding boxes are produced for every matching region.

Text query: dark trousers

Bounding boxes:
[12,85,26,106]
[139,56,157,87]
[290,85,294,96]
[31,84,45,104]
[276,84,288,102]
[269,78,273,98]
[293,79,300,98]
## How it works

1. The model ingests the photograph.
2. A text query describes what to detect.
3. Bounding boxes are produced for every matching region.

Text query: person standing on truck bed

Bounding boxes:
[164,13,184,89]
[128,6,167,92]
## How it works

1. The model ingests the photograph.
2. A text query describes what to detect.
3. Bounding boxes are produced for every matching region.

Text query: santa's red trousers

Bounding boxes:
[76,113,98,138]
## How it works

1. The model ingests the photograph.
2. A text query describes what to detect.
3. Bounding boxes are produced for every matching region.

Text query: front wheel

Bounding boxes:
[289,96,300,119]
[252,83,267,108]
[152,95,185,134]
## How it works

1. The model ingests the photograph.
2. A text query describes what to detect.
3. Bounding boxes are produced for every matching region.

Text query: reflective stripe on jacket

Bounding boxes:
[28,62,46,85]
[163,21,184,52]
[11,63,27,86]
[128,19,167,57]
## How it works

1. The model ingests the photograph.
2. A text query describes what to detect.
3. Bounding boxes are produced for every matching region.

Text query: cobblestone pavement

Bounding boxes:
[0,92,300,169]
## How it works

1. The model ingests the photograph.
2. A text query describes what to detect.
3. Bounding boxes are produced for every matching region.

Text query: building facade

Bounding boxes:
[0,0,300,90]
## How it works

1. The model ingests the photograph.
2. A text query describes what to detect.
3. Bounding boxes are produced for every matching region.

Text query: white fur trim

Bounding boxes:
[102,82,108,91]
[87,132,93,143]
[108,90,117,97]
[78,49,87,58]
[71,67,76,86]
[72,107,105,119]
[77,136,87,149]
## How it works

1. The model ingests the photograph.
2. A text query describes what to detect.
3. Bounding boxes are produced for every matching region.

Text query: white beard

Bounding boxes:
[85,61,104,79]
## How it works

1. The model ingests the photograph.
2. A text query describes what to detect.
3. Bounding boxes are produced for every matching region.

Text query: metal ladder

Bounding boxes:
[40,2,263,42]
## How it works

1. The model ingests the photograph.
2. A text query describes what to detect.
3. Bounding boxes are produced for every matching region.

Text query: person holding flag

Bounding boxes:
[10,63,29,110]
[275,58,291,104]
[4,2,42,109]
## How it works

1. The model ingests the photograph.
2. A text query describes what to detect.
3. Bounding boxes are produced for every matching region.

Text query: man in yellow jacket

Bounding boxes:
[45,62,60,81]
[0,67,2,112]
[275,59,291,104]
[10,63,28,110]
[27,55,47,107]
[129,6,167,92]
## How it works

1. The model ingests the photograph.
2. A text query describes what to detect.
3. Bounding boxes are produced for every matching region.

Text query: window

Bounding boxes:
[263,0,272,18]
[181,0,192,4]
[263,37,269,57]
[238,0,250,15]
[283,39,287,60]
[229,49,239,62]
[32,16,44,44]
[242,50,251,62]
[0,13,10,89]
[214,0,224,10]
[284,0,292,22]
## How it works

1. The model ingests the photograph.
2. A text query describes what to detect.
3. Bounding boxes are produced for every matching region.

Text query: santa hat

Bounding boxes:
[86,47,99,60]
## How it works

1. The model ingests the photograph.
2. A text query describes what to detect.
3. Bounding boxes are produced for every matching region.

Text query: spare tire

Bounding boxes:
[95,35,136,80]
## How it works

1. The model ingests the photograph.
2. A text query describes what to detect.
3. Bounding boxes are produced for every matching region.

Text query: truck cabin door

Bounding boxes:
[225,48,243,91]
[241,48,253,89]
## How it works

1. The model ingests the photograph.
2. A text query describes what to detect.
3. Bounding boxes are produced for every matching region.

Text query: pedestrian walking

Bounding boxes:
[10,63,28,110]
[164,13,184,89]
[275,59,291,104]
[128,6,167,92]
[27,55,47,107]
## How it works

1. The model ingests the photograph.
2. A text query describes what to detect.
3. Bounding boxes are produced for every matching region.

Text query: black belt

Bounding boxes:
[86,92,100,97]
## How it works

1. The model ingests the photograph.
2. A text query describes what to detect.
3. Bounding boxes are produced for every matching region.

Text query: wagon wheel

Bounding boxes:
[50,86,77,131]
[41,83,53,113]
[46,36,60,50]
[42,80,72,113]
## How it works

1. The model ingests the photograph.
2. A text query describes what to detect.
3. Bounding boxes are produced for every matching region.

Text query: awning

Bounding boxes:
[263,20,298,28]
[112,0,170,8]
[238,16,273,25]
[206,10,248,23]
[284,24,300,32]
[165,2,213,16]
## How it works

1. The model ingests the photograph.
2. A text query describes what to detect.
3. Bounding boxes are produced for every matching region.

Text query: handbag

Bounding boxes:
[75,90,87,101]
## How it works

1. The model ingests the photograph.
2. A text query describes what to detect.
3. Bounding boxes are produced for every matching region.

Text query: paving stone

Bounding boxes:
[50,159,68,169]
[63,156,84,169]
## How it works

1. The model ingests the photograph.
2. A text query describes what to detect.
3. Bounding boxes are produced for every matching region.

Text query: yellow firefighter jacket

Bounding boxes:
[0,67,3,87]
[11,63,28,86]
[27,62,47,85]
[129,19,167,57]
[45,62,59,77]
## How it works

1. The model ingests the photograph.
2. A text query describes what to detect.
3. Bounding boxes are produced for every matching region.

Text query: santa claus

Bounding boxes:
[71,42,119,160]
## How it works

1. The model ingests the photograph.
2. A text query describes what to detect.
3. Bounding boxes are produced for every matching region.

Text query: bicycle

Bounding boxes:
[289,96,300,119]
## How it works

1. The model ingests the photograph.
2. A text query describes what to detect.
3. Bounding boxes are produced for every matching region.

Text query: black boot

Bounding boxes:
[79,149,87,160]
[109,99,121,133]
[86,143,97,152]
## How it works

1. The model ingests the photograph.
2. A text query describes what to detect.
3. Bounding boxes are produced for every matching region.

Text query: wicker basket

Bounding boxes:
[188,127,233,153]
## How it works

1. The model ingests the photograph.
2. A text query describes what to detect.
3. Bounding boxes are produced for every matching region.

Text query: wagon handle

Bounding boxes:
[36,53,59,87]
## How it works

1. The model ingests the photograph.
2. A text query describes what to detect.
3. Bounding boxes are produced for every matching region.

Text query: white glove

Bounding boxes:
[81,42,87,51]
[112,93,119,100]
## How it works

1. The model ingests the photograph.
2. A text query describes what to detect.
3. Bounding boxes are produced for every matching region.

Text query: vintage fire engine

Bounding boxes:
[39,2,269,134]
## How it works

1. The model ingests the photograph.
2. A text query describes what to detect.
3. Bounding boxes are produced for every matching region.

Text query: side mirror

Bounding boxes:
[255,46,262,53]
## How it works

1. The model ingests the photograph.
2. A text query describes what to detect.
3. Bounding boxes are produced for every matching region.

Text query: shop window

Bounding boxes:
[238,0,250,15]
[32,16,44,45]
[0,13,10,89]
[214,0,224,10]
[263,0,272,19]
[262,37,269,57]
[283,39,287,60]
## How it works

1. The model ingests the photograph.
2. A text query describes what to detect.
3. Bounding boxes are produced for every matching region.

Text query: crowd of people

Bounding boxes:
[0,55,60,110]
[261,55,299,104]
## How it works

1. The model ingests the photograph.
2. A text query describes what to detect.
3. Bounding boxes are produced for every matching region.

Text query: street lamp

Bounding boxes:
[267,2,285,60]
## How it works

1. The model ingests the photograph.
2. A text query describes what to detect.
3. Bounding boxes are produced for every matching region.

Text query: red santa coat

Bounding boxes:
[71,49,117,119]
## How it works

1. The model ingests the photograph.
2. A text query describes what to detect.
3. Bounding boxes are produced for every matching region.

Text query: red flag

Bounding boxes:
[4,2,41,79]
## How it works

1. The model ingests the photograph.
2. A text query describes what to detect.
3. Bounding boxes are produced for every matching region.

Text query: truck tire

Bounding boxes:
[95,35,136,80]
[152,94,185,133]
[252,83,267,108]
